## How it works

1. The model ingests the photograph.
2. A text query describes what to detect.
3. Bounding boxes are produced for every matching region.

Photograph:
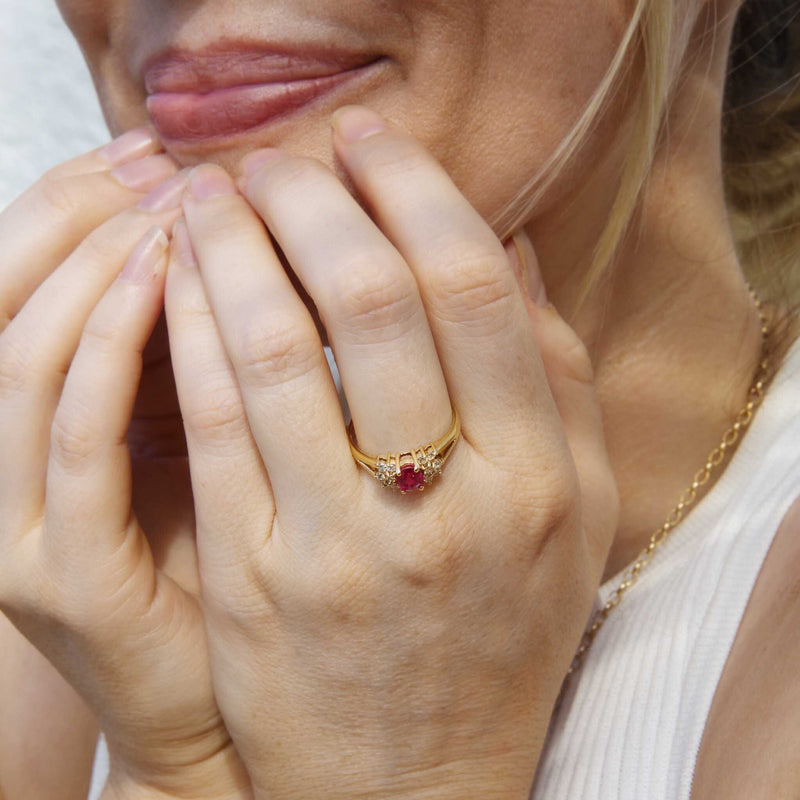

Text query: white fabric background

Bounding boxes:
[1,0,109,210]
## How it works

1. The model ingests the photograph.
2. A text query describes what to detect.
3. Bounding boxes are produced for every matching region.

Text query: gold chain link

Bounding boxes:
[564,287,772,685]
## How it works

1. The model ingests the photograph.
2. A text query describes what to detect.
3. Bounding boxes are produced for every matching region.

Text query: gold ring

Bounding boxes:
[348,409,461,493]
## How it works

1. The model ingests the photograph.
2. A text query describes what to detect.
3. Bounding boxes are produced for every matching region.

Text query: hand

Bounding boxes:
[166,105,618,800]
[0,132,251,800]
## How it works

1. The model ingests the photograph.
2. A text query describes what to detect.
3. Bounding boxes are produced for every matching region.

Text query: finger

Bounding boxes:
[43,226,168,571]
[509,231,618,579]
[179,168,355,525]
[0,184,185,530]
[48,125,162,178]
[237,150,452,457]
[327,106,560,467]
[0,127,176,331]
[25,232,224,776]
[504,230,548,309]
[164,217,275,581]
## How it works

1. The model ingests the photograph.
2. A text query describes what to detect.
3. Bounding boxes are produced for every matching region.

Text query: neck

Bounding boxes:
[526,52,766,583]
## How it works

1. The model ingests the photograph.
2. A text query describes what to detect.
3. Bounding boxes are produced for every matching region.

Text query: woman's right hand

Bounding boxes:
[0,132,251,799]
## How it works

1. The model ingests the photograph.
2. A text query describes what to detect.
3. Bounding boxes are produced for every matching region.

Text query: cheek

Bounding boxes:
[435,0,632,224]
[55,0,139,136]
[54,0,112,48]
[58,0,634,228]
[315,0,632,231]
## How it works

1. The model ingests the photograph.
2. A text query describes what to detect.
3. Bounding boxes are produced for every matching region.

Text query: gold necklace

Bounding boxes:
[563,287,772,688]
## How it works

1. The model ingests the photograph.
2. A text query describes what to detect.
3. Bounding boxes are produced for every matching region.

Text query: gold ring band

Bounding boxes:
[348,409,461,493]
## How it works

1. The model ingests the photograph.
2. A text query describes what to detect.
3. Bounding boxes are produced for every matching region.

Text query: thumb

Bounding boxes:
[504,230,619,585]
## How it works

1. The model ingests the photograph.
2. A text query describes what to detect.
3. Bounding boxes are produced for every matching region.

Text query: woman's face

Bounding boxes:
[56,0,630,223]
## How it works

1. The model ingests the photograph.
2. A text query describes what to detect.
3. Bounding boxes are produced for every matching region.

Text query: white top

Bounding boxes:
[530,336,800,800]
[89,340,800,799]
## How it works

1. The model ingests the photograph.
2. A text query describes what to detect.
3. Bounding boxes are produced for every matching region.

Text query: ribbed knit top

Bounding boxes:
[530,337,800,800]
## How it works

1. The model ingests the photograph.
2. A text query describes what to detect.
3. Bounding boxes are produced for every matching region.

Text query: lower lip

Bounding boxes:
[146,62,382,142]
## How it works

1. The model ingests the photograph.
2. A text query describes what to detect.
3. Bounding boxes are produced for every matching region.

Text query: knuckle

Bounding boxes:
[524,473,580,556]
[536,484,577,538]
[492,452,579,562]
[80,313,122,356]
[429,247,517,327]
[330,262,419,338]
[192,198,250,243]
[561,337,595,386]
[49,407,102,472]
[233,313,320,390]
[392,520,473,588]
[262,156,327,195]
[75,226,123,272]
[311,556,379,620]
[168,275,213,321]
[359,140,427,180]
[183,383,249,446]
[203,586,272,637]
[37,170,82,219]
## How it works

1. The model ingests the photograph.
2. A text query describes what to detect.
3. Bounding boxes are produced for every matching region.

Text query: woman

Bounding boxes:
[0,0,798,797]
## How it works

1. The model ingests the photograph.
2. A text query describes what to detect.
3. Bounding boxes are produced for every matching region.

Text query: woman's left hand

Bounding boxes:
[166,105,618,800]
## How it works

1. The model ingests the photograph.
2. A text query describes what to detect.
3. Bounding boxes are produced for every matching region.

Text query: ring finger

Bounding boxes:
[235,150,452,458]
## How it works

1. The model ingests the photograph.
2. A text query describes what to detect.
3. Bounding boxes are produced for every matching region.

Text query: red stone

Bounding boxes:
[396,464,425,492]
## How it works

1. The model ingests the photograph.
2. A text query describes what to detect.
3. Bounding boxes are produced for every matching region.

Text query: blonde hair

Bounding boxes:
[724,0,800,313]
[491,0,800,322]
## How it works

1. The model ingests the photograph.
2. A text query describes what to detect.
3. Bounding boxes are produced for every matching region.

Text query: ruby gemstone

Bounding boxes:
[396,464,425,492]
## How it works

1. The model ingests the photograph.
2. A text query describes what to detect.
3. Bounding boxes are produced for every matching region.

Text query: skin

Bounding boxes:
[0,115,612,799]
[59,0,628,218]
[54,0,775,583]
[1,0,798,797]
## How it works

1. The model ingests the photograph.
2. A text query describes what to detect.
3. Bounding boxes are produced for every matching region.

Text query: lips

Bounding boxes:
[143,45,385,142]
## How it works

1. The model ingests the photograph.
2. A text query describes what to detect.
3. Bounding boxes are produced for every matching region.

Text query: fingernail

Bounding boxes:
[119,226,169,282]
[188,165,236,200]
[505,236,529,295]
[511,230,548,307]
[240,148,285,183]
[136,168,191,212]
[332,105,387,143]
[172,218,197,267]
[110,154,177,192]
[100,127,159,167]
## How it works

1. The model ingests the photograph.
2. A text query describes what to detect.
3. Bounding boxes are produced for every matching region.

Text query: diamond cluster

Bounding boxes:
[374,448,443,493]
[418,452,444,484]
[375,460,400,488]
